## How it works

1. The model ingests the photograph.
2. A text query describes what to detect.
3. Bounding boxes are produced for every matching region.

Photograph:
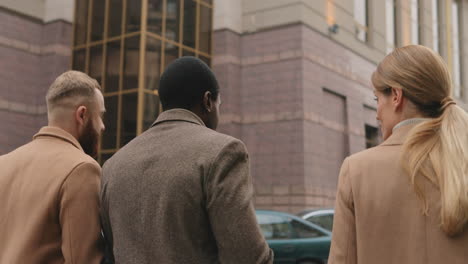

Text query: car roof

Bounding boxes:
[256,210,332,236]
[297,209,334,219]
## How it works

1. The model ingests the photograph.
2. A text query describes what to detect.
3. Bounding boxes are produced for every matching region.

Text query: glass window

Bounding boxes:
[105,40,121,93]
[164,41,179,69]
[102,95,118,149]
[385,0,395,53]
[291,220,324,238]
[143,93,160,130]
[307,214,334,231]
[120,93,138,146]
[199,55,210,67]
[74,0,89,45]
[91,0,105,41]
[72,49,86,72]
[365,124,380,148]
[199,4,212,53]
[452,0,462,97]
[183,0,197,48]
[256,214,293,239]
[165,0,181,42]
[146,37,162,91]
[89,45,104,85]
[126,0,142,33]
[354,0,368,42]
[183,49,195,57]
[411,0,419,44]
[108,0,123,38]
[123,36,141,90]
[100,152,115,165]
[432,0,439,53]
[148,0,163,36]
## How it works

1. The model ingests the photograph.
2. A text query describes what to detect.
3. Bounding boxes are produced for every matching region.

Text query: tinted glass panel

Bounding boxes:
[126,0,142,33]
[91,0,105,41]
[148,0,163,36]
[164,41,179,69]
[199,4,212,53]
[307,214,334,231]
[182,49,195,57]
[123,36,140,90]
[105,40,121,92]
[183,0,196,48]
[146,37,162,90]
[102,95,118,149]
[108,0,123,37]
[291,220,324,238]
[165,0,181,42]
[143,93,160,130]
[89,45,103,85]
[120,93,138,146]
[72,49,86,72]
[74,0,89,45]
[199,55,210,67]
[256,214,293,239]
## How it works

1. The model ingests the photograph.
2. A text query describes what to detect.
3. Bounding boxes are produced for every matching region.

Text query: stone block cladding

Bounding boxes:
[213,23,380,213]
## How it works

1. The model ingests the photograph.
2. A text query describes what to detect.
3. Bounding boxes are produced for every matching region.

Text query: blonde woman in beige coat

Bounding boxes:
[328,45,468,264]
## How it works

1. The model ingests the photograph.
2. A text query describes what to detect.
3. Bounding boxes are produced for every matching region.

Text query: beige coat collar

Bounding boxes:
[33,126,83,151]
[152,108,206,127]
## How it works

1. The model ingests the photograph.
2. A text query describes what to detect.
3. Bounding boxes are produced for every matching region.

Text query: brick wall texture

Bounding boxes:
[0,8,72,154]
[213,24,380,213]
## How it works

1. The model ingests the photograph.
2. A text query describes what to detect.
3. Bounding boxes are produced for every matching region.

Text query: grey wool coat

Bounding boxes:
[100,109,273,264]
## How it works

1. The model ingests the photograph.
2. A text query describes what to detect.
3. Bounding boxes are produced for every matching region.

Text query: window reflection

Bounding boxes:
[148,0,163,36]
[164,41,179,69]
[120,93,138,146]
[91,0,105,41]
[105,41,121,92]
[143,93,160,130]
[126,0,142,33]
[183,0,197,48]
[182,49,195,57]
[123,36,141,90]
[199,4,212,53]
[102,95,118,149]
[165,0,181,42]
[108,0,123,38]
[89,45,104,85]
[74,0,89,45]
[72,49,86,72]
[146,37,161,90]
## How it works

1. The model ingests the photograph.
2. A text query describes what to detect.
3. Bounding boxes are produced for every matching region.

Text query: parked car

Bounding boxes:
[297,209,334,232]
[256,210,331,264]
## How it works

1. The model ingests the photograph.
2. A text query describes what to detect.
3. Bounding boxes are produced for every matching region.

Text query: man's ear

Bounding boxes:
[75,105,88,127]
[392,87,404,111]
[203,91,213,113]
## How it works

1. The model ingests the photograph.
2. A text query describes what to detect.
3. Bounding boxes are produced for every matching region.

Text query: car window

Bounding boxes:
[256,214,293,239]
[307,214,334,231]
[291,220,325,238]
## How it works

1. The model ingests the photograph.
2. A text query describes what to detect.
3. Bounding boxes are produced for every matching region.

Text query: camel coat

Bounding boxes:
[329,123,468,264]
[0,126,103,264]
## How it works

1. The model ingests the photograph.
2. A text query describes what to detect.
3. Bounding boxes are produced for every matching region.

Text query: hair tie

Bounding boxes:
[440,97,456,112]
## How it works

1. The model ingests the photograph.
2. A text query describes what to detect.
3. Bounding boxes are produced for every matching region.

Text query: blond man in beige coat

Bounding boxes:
[329,45,468,263]
[0,71,106,263]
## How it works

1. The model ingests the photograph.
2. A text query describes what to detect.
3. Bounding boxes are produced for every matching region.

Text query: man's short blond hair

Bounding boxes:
[46,71,101,113]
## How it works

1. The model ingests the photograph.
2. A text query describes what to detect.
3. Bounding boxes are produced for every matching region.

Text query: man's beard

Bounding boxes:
[78,120,99,158]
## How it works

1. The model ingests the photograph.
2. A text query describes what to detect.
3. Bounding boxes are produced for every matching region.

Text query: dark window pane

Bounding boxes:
[199,4,212,53]
[148,0,163,36]
[89,45,103,85]
[123,36,140,90]
[105,40,121,92]
[74,0,89,45]
[365,124,380,148]
[100,152,115,165]
[91,0,105,41]
[183,0,196,48]
[164,42,179,69]
[165,0,181,42]
[146,37,161,90]
[182,49,195,57]
[307,215,334,231]
[291,220,324,238]
[143,93,160,130]
[108,0,123,37]
[120,93,138,146]
[102,95,118,149]
[199,55,210,67]
[72,49,86,72]
[126,0,142,33]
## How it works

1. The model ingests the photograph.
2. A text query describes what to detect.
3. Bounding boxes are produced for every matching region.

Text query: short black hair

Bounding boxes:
[158,56,219,110]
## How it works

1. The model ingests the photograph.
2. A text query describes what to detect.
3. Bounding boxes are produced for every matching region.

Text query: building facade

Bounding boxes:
[212,0,468,212]
[1,0,467,213]
[0,0,74,153]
